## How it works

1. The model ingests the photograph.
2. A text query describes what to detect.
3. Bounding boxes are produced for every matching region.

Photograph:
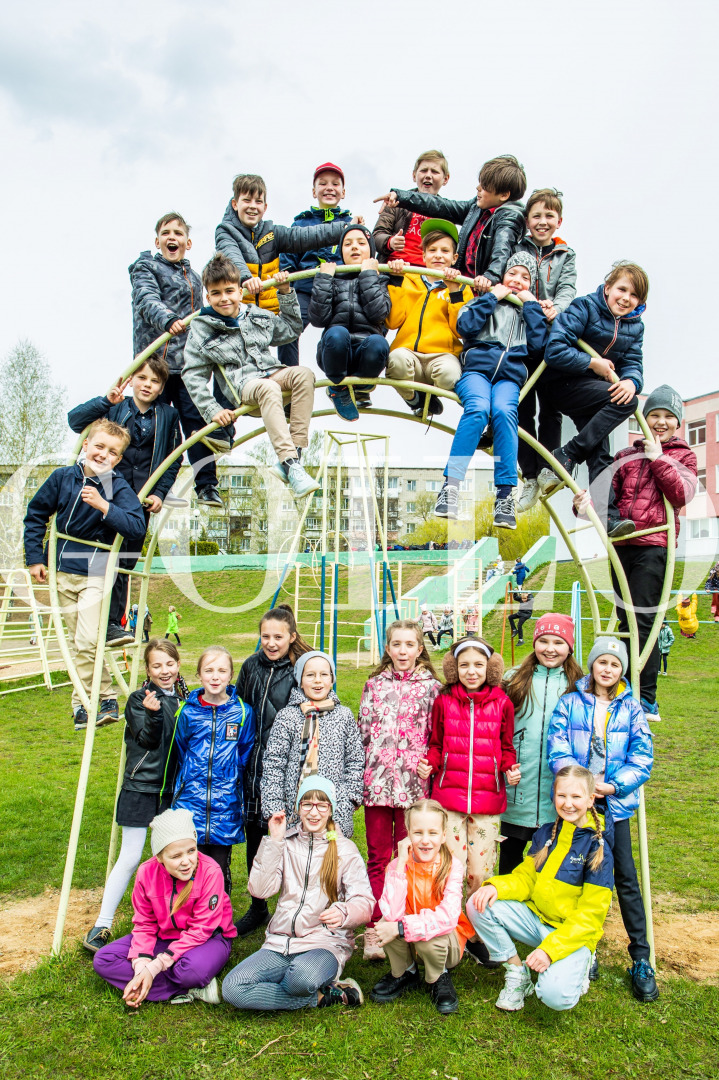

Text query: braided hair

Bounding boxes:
[533,765,605,870]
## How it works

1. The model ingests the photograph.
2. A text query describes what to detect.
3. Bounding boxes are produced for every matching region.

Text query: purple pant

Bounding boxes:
[93,933,232,1001]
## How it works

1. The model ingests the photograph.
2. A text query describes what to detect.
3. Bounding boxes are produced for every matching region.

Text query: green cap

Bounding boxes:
[420,218,459,244]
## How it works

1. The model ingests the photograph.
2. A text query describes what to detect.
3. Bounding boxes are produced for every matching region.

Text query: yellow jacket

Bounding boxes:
[486,817,613,962]
[675,593,698,633]
[387,276,472,356]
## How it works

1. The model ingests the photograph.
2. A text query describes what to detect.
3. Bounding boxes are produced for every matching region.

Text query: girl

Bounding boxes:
[172,646,255,896]
[165,604,181,645]
[371,799,476,1015]
[462,605,479,636]
[358,620,440,960]
[234,604,311,936]
[93,808,236,1006]
[221,776,374,1011]
[658,619,674,675]
[500,614,583,873]
[260,650,364,838]
[83,639,188,953]
[467,765,613,1013]
[420,605,439,648]
[676,593,698,638]
[436,607,454,649]
[419,637,519,897]
[547,636,656,1003]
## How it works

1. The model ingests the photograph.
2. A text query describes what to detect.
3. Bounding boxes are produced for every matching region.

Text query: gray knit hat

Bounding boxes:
[587,636,628,677]
[294,650,335,685]
[505,251,537,290]
[643,384,683,423]
[150,808,197,855]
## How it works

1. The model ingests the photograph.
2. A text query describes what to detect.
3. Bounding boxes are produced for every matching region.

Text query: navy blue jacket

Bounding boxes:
[129,252,202,374]
[24,464,147,576]
[457,293,549,387]
[172,688,255,846]
[545,284,645,392]
[67,396,182,500]
[280,206,354,294]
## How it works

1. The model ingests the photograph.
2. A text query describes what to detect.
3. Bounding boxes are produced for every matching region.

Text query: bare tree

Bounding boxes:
[0,340,68,466]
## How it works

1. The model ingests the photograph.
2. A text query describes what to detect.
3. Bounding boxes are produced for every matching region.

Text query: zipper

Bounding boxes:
[413,283,432,351]
[130,751,149,779]
[602,318,619,357]
[160,702,185,800]
[536,675,550,826]
[491,309,517,382]
[467,698,475,814]
[493,756,499,792]
[290,833,314,939]
[250,668,274,798]
[511,729,525,804]
[439,752,449,788]
[60,470,90,568]
[205,705,218,844]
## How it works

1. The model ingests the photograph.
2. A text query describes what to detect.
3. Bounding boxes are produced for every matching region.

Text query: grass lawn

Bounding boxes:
[1,561,718,1079]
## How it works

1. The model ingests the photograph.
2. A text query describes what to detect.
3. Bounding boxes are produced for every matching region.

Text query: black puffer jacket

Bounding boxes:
[308,225,391,349]
[121,682,183,796]
[390,189,525,283]
[235,650,297,823]
[129,252,202,374]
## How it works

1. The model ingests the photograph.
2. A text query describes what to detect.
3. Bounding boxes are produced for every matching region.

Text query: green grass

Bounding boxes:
[1,562,718,1079]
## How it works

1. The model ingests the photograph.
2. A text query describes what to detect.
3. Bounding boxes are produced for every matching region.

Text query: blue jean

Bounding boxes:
[446,373,519,485]
[222,947,339,1011]
[318,326,389,384]
[467,899,592,1011]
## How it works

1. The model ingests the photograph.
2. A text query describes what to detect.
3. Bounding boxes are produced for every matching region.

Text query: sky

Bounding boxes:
[1,0,716,468]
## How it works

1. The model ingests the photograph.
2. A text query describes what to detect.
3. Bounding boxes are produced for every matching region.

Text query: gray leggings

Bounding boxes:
[222,947,338,1011]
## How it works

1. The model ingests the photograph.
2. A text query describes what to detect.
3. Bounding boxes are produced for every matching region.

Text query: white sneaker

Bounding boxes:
[517,478,540,513]
[363,926,386,962]
[286,461,321,498]
[187,977,221,1005]
[537,467,559,496]
[495,962,534,1011]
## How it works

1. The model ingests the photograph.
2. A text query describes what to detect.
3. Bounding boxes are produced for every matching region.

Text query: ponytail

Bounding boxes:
[587,804,606,871]
[170,879,194,915]
[259,604,312,664]
[320,816,339,904]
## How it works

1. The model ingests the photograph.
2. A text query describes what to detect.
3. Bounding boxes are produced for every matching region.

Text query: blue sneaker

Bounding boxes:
[640,698,662,723]
[326,386,359,422]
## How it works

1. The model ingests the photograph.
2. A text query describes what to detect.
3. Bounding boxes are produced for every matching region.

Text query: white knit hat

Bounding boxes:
[150,808,197,855]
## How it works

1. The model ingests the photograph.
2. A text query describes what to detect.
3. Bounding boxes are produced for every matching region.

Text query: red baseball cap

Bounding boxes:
[533,613,575,651]
[313,162,345,184]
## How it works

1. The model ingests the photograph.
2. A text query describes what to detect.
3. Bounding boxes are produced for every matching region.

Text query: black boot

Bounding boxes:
[234,900,270,937]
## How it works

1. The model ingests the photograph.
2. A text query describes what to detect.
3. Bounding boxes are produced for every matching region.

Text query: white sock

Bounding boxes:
[405,963,418,974]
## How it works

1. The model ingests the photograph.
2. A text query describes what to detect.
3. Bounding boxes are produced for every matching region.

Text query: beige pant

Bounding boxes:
[385,931,461,984]
[445,811,501,893]
[386,348,462,401]
[56,571,114,711]
[241,366,315,462]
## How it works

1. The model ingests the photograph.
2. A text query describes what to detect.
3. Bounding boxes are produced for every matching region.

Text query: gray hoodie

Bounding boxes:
[513,236,577,313]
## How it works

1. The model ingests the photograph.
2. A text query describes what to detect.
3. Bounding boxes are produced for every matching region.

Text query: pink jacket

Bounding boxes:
[463,608,479,634]
[379,853,464,942]
[249,826,374,971]
[359,667,441,808]
[128,852,236,967]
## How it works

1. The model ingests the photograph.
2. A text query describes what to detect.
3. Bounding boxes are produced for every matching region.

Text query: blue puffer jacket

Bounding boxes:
[457,293,548,388]
[547,675,653,821]
[173,688,255,847]
[280,206,354,294]
[545,284,645,392]
[129,252,202,374]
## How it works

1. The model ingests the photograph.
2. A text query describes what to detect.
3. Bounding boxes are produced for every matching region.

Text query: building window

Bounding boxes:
[459,479,473,492]
[687,420,706,447]
[387,477,399,489]
[406,502,416,514]
[406,479,417,492]
[696,469,706,491]
[689,518,717,539]
[425,480,442,492]
[0,490,13,506]
[406,522,416,533]
[628,417,641,434]
[281,499,294,512]
[231,474,252,489]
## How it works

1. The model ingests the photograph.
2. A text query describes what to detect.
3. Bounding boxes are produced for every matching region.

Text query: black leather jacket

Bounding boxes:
[121,682,183,796]
[235,650,297,821]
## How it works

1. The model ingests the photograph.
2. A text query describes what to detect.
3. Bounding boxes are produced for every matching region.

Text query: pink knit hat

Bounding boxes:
[533,613,575,651]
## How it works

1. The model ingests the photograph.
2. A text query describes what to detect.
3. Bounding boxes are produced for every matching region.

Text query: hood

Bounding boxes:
[339,223,376,264]
[186,686,240,710]
[295,206,350,223]
[219,200,271,242]
[593,283,646,321]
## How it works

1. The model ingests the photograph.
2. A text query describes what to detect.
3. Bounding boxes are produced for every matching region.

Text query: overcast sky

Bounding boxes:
[1,0,715,468]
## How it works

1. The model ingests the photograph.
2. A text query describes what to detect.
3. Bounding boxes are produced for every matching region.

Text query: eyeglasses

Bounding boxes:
[301,801,331,812]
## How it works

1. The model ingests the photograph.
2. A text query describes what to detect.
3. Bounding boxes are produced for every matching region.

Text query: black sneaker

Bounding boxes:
[83,925,112,953]
[234,904,270,937]
[428,971,459,1014]
[96,699,120,727]
[607,518,637,539]
[105,622,135,647]
[629,958,659,1003]
[370,967,421,1002]
[494,493,517,530]
[547,445,578,490]
[434,480,459,520]
[73,706,88,731]
[318,979,364,1007]
[464,938,502,969]
[197,485,224,508]
[355,391,372,409]
[588,953,599,981]
[478,423,494,450]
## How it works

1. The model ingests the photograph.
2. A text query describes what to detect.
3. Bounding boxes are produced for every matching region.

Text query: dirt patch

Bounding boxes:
[601,892,719,982]
[0,887,103,977]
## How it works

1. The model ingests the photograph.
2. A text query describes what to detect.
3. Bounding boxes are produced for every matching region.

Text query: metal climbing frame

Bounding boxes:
[45,264,668,964]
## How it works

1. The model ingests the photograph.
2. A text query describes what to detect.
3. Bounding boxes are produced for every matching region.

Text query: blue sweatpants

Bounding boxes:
[445,372,519,486]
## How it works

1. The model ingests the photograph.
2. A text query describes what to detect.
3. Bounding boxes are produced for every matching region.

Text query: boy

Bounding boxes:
[573,385,697,721]
[215,173,354,315]
[373,149,450,264]
[182,255,319,498]
[543,261,648,537]
[385,219,473,416]
[309,225,391,422]
[513,556,529,587]
[24,420,147,732]
[278,163,354,367]
[374,154,526,287]
[67,356,182,646]
[509,591,534,646]
[130,212,224,508]
[434,253,548,528]
[512,189,578,511]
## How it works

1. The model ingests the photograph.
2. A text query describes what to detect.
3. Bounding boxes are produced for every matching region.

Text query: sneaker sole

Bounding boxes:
[270,465,289,485]
[494,520,517,530]
[106,637,135,649]
[289,481,321,498]
[82,934,108,953]
[96,713,120,728]
[539,476,563,496]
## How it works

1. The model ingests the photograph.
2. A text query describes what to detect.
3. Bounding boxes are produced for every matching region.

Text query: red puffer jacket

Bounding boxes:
[612,436,697,547]
[426,683,515,816]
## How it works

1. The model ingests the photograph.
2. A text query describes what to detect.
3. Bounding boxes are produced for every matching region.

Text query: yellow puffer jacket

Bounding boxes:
[485,816,613,962]
[675,593,698,634]
[387,276,472,357]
